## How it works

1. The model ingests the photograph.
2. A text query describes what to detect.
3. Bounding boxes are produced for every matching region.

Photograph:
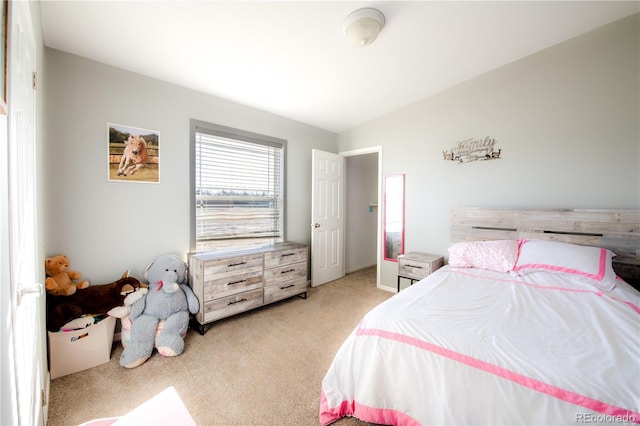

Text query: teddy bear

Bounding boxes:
[45,269,144,331]
[120,254,199,369]
[44,255,90,296]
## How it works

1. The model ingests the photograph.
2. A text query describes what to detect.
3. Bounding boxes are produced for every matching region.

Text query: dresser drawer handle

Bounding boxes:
[227,279,246,286]
[228,298,247,306]
[407,264,423,269]
[228,261,247,267]
[281,269,295,274]
[280,284,295,290]
[281,253,295,257]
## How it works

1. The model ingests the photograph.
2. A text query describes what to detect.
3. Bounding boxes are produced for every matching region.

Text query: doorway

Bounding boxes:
[342,147,382,288]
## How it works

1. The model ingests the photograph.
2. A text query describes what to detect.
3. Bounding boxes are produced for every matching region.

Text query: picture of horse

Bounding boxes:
[108,123,160,183]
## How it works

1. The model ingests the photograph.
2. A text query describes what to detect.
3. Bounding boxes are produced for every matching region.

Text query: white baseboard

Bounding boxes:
[345,263,376,274]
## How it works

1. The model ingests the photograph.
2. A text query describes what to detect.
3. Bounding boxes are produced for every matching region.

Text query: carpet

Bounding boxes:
[47,267,391,426]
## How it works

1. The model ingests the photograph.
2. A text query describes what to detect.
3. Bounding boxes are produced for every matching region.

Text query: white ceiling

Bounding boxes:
[40,1,639,133]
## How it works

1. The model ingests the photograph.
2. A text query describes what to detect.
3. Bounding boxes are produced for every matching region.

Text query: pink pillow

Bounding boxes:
[513,239,617,291]
[448,240,519,272]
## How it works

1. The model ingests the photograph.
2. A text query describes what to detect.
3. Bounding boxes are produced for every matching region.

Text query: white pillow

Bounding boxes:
[448,240,519,272]
[512,239,617,291]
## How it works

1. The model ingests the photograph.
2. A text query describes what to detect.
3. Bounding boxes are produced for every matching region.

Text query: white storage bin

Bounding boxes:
[48,315,115,379]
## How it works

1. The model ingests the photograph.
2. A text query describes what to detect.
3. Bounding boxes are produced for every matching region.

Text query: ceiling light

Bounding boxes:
[342,8,385,47]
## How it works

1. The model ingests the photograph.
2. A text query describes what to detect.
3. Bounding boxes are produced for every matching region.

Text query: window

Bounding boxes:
[191,120,286,252]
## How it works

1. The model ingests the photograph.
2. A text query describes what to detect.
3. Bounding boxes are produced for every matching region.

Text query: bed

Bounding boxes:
[320,208,640,425]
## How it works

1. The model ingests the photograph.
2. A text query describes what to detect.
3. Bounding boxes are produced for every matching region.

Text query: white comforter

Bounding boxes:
[320,266,640,425]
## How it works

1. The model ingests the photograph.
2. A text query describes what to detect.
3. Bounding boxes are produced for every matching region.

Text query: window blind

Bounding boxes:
[194,130,283,243]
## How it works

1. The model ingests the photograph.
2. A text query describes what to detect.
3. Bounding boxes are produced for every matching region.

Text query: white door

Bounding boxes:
[5,2,44,425]
[311,149,345,286]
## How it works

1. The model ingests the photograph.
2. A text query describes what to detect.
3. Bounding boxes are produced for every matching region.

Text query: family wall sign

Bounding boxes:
[443,136,502,164]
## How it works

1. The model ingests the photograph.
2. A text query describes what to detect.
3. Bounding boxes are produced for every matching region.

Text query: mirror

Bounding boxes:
[383,174,405,261]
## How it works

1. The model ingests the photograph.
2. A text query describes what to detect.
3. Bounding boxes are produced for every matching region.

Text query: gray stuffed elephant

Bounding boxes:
[120,254,199,368]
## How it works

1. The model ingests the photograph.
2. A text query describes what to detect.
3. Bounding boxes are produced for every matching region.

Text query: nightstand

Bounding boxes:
[397,252,444,291]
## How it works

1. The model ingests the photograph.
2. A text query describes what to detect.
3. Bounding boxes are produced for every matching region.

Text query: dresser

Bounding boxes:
[397,252,443,291]
[188,242,308,334]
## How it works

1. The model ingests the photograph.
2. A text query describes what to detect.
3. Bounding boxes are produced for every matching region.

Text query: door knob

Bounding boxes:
[17,283,42,305]
[313,223,320,228]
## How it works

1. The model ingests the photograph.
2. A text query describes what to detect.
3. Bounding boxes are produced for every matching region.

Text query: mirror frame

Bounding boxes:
[383,173,405,262]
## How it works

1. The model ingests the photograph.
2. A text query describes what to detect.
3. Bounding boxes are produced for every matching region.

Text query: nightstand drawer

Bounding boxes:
[398,253,443,280]
[398,262,429,280]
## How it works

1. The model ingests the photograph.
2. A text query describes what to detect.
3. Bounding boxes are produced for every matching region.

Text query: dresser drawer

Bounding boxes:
[203,254,263,279]
[264,277,307,305]
[264,247,307,268]
[202,288,263,323]
[203,270,263,301]
[264,261,306,286]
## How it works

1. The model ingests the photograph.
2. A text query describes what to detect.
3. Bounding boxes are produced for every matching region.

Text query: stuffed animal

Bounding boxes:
[120,254,199,369]
[44,255,90,296]
[46,270,144,331]
[107,286,148,319]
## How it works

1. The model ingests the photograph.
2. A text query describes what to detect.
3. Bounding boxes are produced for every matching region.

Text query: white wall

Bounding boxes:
[42,14,640,289]
[345,153,378,273]
[338,14,640,289]
[43,50,337,283]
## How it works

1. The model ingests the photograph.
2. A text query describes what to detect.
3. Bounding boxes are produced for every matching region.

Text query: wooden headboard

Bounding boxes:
[451,208,640,286]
